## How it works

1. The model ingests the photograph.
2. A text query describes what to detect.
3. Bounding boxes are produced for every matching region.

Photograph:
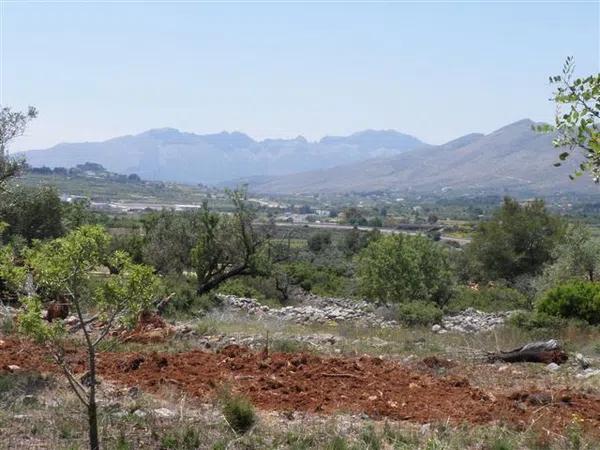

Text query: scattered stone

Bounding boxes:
[576,368,600,379]
[217,294,512,334]
[438,308,513,334]
[6,364,21,372]
[217,294,398,328]
[128,386,141,398]
[133,410,147,418]
[153,408,176,418]
[546,363,560,372]
[575,353,591,370]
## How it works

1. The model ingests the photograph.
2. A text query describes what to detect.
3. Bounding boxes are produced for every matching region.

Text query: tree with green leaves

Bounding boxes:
[141,209,200,275]
[193,189,271,295]
[0,106,37,190]
[19,225,161,450]
[536,222,600,293]
[0,223,27,303]
[0,186,64,243]
[357,233,454,306]
[465,197,565,281]
[539,57,600,182]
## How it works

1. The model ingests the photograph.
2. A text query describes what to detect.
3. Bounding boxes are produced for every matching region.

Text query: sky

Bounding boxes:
[2,1,599,151]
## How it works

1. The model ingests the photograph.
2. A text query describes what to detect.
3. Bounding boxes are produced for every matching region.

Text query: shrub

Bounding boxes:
[307,231,332,253]
[447,286,528,313]
[391,301,443,326]
[284,261,348,297]
[357,234,454,305]
[159,426,201,450]
[217,276,283,306]
[217,278,265,301]
[537,280,600,324]
[221,392,256,434]
[162,275,218,317]
[508,310,565,331]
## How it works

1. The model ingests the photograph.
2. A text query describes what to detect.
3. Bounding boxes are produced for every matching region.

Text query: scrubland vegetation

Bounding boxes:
[0,63,599,449]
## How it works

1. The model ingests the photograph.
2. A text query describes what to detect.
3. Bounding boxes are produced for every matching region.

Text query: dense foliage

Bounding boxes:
[357,234,454,305]
[465,198,565,282]
[537,280,600,325]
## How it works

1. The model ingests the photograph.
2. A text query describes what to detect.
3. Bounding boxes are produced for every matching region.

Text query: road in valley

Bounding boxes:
[272,221,471,245]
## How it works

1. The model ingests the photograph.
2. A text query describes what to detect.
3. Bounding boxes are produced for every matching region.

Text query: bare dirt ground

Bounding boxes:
[2,338,600,437]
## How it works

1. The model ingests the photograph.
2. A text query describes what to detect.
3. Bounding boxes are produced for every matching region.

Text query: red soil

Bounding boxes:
[1,339,599,434]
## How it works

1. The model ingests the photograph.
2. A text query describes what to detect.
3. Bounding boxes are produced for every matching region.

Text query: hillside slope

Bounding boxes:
[251,119,595,195]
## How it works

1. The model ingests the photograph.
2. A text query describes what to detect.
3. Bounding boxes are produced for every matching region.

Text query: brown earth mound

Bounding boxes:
[1,339,599,434]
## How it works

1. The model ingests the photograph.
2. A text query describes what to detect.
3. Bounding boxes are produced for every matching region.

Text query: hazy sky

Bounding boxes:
[2,1,599,151]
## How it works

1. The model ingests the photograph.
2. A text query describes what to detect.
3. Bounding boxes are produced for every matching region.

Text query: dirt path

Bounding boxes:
[1,339,599,434]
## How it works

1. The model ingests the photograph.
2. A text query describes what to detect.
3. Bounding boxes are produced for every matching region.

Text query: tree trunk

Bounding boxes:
[487,339,568,365]
[88,397,99,450]
[196,264,249,295]
[87,346,99,450]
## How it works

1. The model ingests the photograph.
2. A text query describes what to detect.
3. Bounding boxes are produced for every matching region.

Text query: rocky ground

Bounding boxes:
[2,293,600,448]
[216,293,513,334]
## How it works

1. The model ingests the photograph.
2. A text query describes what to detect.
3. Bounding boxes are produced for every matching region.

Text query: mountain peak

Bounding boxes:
[490,119,535,135]
[140,127,183,138]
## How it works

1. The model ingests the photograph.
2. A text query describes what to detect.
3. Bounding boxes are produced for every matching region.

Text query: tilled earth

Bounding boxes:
[1,338,600,435]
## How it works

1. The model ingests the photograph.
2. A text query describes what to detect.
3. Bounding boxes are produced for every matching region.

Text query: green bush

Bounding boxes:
[357,234,454,305]
[508,310,565,331]
[221,392,256,434]
[447,286,528,313]
[159,426,201,450]
[217,278,265,301]
[392,301,443,326]
[537,280,600,324]
[162,275,218,317]
[284,261,349,297]
[217,276,283,306]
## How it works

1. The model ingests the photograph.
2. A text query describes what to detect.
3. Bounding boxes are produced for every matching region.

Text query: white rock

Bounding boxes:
[431,324,442,332]
[576,368,600,379]
[153,408,176,418]
[546,363,560,372]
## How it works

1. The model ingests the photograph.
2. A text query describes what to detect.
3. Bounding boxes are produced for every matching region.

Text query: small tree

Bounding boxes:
[19,225,161,450]
[465,198,565,281]
[536,223,600,293]
[0,106,37,189]
[0,223,27,302]
[539,57,600,182]
[193,189,271,295]
[357,233,454,305]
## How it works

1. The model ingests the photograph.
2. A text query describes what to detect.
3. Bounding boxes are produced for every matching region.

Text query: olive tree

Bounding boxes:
[536,222,600,293]
[0,106,37,189]
[193,189,271,295]
[19,225,161,450]
[539,57,600,182]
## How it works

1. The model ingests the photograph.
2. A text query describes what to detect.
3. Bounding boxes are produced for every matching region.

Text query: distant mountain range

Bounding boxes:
[19,128,425,185]
[18,120,597,196]
[246,119,596,196]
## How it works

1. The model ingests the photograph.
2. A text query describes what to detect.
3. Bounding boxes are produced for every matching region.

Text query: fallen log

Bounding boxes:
[487,339,568,365]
